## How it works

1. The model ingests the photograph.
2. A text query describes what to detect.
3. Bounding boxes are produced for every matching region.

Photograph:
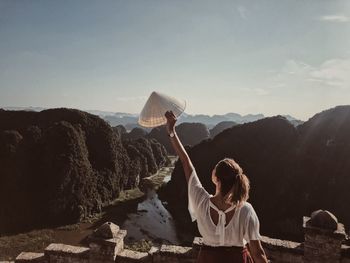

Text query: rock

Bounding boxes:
[93,222,120,239]
[116,249,150,262]
[148,123,210,154]
[15,252,45,263]
[113,125,127,138]
[310,210,338,230]
[122,127,148,140]
[209,121,237,138]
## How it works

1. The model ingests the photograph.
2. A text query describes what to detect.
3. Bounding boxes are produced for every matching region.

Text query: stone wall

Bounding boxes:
[4,210,350,263]
[260,236,303,263]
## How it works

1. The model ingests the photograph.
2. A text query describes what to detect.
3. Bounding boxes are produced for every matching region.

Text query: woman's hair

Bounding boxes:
[214,158,250,205]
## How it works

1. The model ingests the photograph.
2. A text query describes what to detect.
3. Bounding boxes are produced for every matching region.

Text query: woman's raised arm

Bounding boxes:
[165,110,194,183]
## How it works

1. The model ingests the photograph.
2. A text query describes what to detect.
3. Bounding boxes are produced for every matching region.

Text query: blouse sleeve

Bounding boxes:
[188,168,210,222]
[243,206,262,242]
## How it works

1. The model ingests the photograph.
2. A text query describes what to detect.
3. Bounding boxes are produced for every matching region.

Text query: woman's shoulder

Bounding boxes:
[238,201,256,215]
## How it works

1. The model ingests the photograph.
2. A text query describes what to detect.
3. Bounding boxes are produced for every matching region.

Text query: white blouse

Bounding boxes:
[188,167,261,247]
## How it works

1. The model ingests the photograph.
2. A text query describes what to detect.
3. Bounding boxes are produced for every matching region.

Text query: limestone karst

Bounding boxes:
[0,108,169,234]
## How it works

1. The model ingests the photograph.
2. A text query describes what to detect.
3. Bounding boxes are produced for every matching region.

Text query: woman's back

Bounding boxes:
[164,110,268,262]
[188,169,261,247]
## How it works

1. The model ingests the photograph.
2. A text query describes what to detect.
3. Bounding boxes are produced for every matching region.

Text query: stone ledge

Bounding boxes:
[148,246,160,255]
[261,236,303,255]
[116,249,150,262]
[193,236,303,255]
[342,245,350,258]
[192,237,203,249]
[45,243,90,258]
[15,252,45,263]
[159,245,193,258]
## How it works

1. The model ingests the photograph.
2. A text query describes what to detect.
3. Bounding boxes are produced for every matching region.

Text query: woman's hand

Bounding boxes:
[165,110,177,134]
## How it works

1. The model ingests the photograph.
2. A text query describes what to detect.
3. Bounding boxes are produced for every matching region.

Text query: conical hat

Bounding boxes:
[138,91,186,128]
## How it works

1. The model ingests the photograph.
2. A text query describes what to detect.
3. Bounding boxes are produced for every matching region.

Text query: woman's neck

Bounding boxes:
[211,192,232,209]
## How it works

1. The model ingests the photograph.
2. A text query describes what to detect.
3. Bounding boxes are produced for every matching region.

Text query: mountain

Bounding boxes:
[2,107,303,128]
[283,114,304,126]
[0,108,169,234]
[178,113,266,127]
[224,113,265,124]
[113,125,127,138]
[102,112,264,129]
[209,121,237,138]
[122,137,170,188]
[103,115,139,128]
[160,106,350,241]
[3,106,46,112]
[2,107,137,117]
[122,127,148,140]
[148,123,210,155]
[2,107,140,128]
[104,112,301,129]
[118,122,211,155]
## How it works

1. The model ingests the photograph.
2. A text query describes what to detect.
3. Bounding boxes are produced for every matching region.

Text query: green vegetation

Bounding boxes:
[55,223,81,231]
[0,155,177,261]
[0,229,55,261]
[124,239,154,252]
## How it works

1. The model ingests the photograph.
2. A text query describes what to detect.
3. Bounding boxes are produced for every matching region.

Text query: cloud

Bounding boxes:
[237,6,247,20]
[309,59,350,88]
[270,58,350,90]
[281,60,312,75]
[318,14,349,23]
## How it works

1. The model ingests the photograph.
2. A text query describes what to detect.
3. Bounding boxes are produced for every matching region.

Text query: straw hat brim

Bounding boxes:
[138,91,186,128]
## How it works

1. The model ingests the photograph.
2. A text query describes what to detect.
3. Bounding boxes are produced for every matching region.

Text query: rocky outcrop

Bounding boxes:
[122,127,148,140]
[122,138,170,188]
[209,121,237,138]
[161,106,350,241]
[148,123,210,154]
[113,125,127,139]
[0,108,169,234]
[116,122,210,155]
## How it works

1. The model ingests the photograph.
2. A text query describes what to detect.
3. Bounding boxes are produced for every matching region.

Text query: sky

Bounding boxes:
[0,0,350,120]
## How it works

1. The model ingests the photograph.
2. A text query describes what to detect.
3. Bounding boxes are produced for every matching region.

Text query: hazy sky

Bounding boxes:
[1,0,350,120]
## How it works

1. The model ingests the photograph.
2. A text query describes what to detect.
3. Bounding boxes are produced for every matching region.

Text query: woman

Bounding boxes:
[165,110,268,263]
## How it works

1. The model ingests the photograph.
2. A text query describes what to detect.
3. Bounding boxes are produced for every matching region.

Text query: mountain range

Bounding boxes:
[2,107,303,129]
[2,105,346,242]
